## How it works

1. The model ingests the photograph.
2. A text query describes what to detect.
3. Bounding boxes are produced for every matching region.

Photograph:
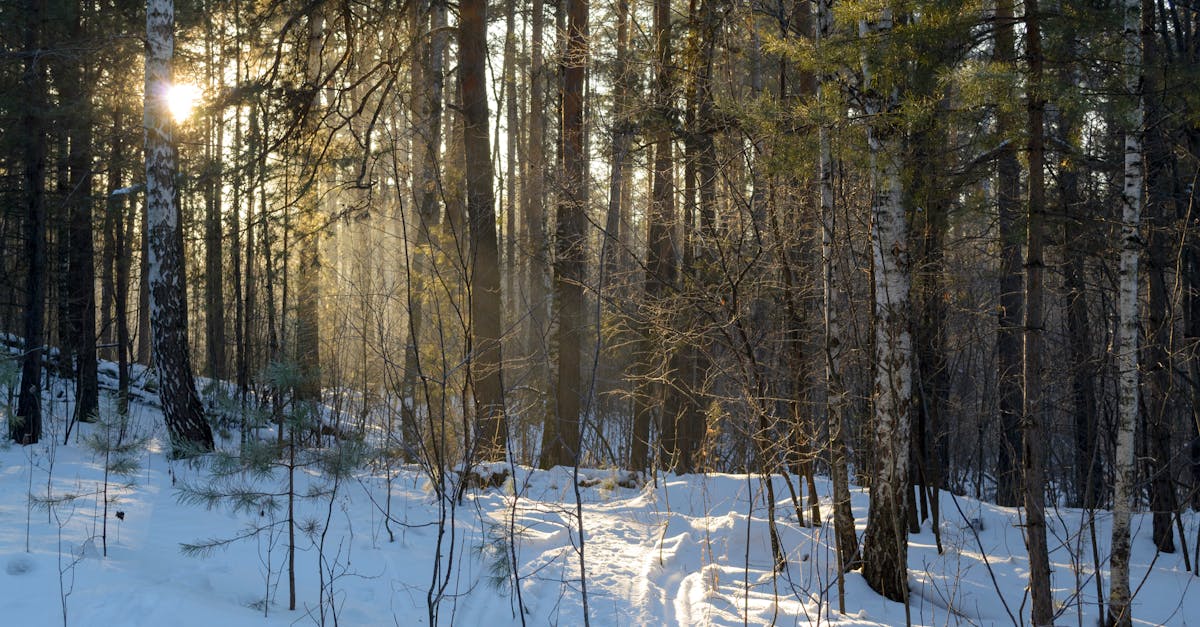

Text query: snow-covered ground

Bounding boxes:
[2,378,1198,625]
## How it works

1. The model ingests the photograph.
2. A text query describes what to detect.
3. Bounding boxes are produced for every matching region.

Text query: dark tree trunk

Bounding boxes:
[542,0,587,469]
[64,0,99,427]
[1059,102,1101,508]
[400,0,446,460]
[137,194,152,366]
[108,109,132,415]
[632,0,676,471]
[603,0,632,280]
[294,10,324,404]
[230,20,246,406]
[910,108,950,533]
[1022,1,1053,622]
[203,17,226,382]
[461,0,508,460]
[1141,0,1177,554]
[503,0,518,328]
[13,0,48,445]
[994,0,1023,507]
[524,0,549,420]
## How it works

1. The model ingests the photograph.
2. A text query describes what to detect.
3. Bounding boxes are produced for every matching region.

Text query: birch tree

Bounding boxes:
[858,6,913,604]
[818,0,859,589]
[1108,0,1145,621]
[145,0,215,455]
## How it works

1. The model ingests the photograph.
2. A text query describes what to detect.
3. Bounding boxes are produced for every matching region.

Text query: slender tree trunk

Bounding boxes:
[231,5,246,406]
[1140,0,1177,554]
[859,6,912,604]
[631,0,676,471]
[818,0,858,580]
[910,102,950,534]
[100,176,116,365]
[994,0,1024,507]
[204,16,226,382]
[1058,87,1101,509]
[603,0,632,280]
[51,131,68,380]
[1109,0,1145,622]
[1023,0,1053,622]
[295,9,324,404]
[542,0,588,469]
[400,0,445,460]
[145,0,215,455]
[503,0,518,329]
[13,0,48,445]
[64,0,99,427]
[461,0,508,460]
[108,109,132,415]
[525,0,549,416]
[137,195,151,366]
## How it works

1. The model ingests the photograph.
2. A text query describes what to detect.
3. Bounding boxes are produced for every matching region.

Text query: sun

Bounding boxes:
[165,83,202,123]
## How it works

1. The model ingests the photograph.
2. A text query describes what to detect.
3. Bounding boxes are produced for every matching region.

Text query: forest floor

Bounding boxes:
[2,369,1199,625]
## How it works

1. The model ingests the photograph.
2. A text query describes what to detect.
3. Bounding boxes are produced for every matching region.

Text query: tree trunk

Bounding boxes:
[461,0,508,460]
[400,0,445,460]
[503,0,518,330]
[524,0,549,422]
[858,6,912,604]
[137,193,152,366]
[993,0,1024,507]
[632,0,676,471]
[145,0,215,455]
[294,9,324,404]
[65,0,99,427]
[1140,0,1177,554]
[230,12,247,406]
[603,0,632,280]
[108,109,132,415]
[817,0,858,578]
[1109,0,1145,622]
[13,0,48,445]
[910,98,950,535]
[203,16,226,382]
[1022,1,1053,622]
[542,0,588,469]
[1057,79,1101,508]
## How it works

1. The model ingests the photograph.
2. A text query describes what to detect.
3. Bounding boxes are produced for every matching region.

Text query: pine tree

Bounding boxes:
[542,0,587,468]
[460,0,507,461]
[12,0,48,446]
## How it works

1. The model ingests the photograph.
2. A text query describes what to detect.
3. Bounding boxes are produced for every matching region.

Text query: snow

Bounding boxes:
[2,370,1200,625]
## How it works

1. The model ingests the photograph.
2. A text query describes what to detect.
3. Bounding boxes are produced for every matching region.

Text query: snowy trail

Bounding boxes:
[508,474,843,626]
[4,400,1200,626]
[499,478,674,626]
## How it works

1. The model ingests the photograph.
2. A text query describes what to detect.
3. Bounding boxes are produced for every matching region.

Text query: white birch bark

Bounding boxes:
[858,7,913,603]
[1108,0,1144,622]
[145,0,214,454]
